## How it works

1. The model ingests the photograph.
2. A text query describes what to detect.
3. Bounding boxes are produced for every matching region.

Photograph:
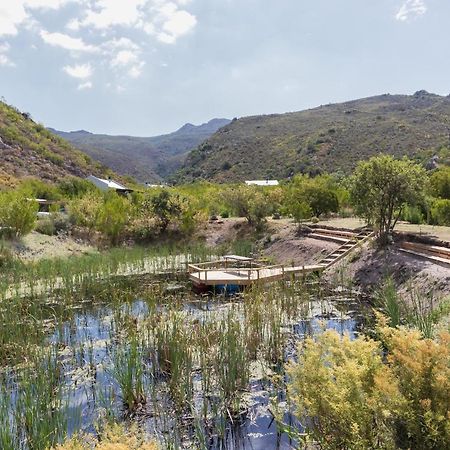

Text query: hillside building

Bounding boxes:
[87,175,133,194]
[245,180,279,186]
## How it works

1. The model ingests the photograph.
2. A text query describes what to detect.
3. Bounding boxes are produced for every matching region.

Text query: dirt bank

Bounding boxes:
[248,219,450,301]
[9,231,96,261]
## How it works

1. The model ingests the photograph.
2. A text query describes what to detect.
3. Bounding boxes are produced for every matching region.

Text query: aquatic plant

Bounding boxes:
[112,335,147,413]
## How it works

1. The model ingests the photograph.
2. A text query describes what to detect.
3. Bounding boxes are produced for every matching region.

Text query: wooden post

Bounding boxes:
[205,270,207,281]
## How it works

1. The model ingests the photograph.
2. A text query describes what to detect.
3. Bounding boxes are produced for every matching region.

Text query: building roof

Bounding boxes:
[245,180,279,186]
[87,175,130,191]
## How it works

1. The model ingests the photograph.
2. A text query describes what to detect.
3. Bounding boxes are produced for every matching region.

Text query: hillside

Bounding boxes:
[0,101,110,187]
[50,118,231,183]
[177,91,450,182]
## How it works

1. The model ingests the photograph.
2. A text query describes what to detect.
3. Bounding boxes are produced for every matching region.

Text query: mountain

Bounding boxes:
[177,91,450,182]
[50,118,231,183]
[0,101,110,187]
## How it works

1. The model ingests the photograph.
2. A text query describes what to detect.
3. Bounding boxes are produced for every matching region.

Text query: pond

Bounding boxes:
[0,264,372,449]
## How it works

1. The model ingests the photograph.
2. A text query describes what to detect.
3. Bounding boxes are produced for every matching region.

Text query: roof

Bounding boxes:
[245,180,279,186]
[87,175,130,191]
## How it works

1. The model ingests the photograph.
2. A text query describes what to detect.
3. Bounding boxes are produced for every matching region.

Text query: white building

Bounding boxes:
[245,180,279,186]
[87,175,132,193]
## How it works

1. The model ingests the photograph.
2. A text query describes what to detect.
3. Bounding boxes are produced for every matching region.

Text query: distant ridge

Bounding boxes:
[50,118,231,182]
[177,91,450,182]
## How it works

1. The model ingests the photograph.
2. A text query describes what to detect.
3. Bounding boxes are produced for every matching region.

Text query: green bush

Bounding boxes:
[0,190,38,238]
[430,198,450,225]
[96,193,132,245]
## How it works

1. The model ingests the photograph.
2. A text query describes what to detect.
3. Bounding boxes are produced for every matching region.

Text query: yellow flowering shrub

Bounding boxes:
[288,330,404,449]
[379,326,450,450]
[288,326,450,450]
[53,423,158,450]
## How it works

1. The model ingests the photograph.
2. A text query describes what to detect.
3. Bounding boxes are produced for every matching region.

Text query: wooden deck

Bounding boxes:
[189,262,324,286]
[189,230,375,288]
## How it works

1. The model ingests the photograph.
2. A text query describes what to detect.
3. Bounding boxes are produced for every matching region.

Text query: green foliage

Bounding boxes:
[0,189,38,237]
[376,277,401,328]
[429,166,450,199]
[430,198,450,225]
[283,175,339,222]
[223,186,271,227]
[19,178,61,200]
[69,191,103,233]
[96,192,132,245]
[148,190,183,233]
[350,155,427,244]
[57,177,99,199]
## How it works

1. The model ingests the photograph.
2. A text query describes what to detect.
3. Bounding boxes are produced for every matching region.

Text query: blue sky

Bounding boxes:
[0,0,449,135]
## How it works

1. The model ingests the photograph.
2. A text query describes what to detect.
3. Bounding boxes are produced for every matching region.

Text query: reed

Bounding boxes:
[151,310,194,412]
[112,335,147,413]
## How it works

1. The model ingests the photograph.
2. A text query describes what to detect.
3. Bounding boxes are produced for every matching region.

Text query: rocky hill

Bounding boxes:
[0,101,110,187]
[177,91,450,182]
[50,118,231,183]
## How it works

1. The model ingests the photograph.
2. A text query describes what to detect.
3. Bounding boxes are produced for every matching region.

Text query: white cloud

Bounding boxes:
[128,62,145,78]
[111,50,139,66]
[81,0,147,29]
[0,0,197,84]
[0,0,78,36]
[0,43,15,67]
[144,1,197,44]
[396,0,427,22]
[77,80,93,90]
[63,63,92,78]
[40,30,98,52]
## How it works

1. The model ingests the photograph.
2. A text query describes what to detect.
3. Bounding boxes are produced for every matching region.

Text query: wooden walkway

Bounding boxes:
[189,229,375,288]
[189,261,324,286]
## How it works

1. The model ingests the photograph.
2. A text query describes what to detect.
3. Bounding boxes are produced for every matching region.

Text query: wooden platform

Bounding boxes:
[188,257,324,287]
[189,230,376,289]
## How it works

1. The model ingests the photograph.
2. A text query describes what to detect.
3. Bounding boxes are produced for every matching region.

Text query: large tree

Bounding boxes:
[350,155,426,244]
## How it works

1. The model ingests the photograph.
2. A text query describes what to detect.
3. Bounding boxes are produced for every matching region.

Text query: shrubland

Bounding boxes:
[0,153,448,247]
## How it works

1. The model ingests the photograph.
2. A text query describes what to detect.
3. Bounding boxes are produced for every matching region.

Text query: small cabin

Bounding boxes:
[87,175,133,194]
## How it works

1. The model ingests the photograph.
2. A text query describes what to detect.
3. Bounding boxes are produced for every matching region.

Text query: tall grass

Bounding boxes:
[376,277,401,328]
[113,335,147,413]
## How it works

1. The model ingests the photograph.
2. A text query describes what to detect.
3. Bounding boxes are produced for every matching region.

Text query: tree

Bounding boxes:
[223,186,271,228]
[149,190,183,232]
[350,155,426,244]
[283,175,339,222]
[429,166,450,199]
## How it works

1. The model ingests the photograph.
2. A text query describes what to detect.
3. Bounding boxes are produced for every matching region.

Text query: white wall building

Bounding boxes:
[245,180,279,186]
[87,175,132,193]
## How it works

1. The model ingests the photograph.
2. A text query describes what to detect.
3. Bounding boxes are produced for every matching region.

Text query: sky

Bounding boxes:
[0,0,449,136]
